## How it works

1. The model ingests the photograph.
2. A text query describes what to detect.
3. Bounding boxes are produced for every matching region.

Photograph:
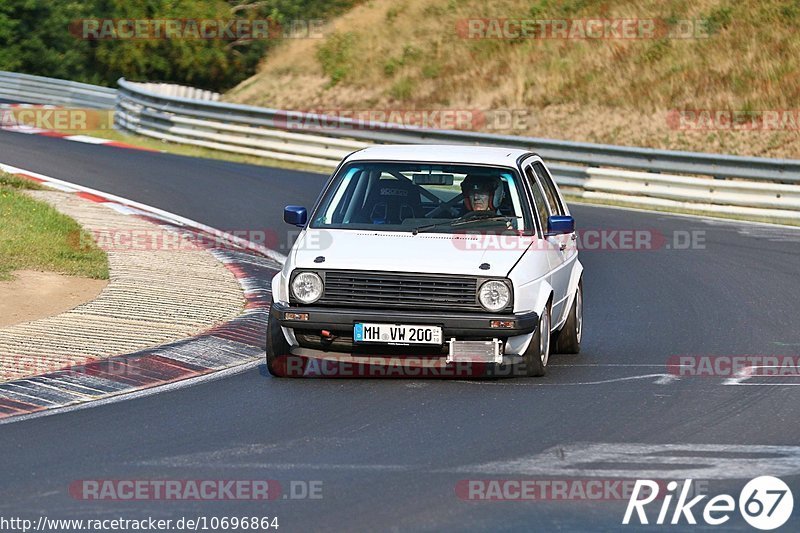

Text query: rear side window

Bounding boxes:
[524,165,550,235]
[533,162,565,216]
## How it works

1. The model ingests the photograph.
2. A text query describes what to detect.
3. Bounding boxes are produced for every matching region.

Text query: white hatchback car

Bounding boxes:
[267,145,583,377]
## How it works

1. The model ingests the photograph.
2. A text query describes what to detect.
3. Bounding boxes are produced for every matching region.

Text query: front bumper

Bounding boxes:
[271,302,538,353]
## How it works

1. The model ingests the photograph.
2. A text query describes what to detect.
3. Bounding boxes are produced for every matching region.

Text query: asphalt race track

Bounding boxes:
[1,129,799,531]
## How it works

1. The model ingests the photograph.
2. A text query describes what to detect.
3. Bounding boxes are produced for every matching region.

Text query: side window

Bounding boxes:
[524,164,550,235]
[533,162,565,216]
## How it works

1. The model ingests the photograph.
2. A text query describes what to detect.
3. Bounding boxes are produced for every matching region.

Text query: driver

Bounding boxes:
[460,174,504,213]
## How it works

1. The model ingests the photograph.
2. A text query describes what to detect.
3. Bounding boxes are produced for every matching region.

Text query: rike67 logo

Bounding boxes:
[623,476,794,530]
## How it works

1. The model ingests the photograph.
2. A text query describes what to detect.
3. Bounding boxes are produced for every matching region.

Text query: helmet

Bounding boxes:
[461,174,504,211]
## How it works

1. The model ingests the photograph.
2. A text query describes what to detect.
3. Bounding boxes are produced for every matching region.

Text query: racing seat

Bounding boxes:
[357,178,422,224]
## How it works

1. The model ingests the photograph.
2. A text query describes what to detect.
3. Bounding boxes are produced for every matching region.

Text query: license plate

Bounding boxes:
[354,323,442,345]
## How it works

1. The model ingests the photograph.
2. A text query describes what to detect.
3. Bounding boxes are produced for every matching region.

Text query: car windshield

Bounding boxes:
[310,162,531,233]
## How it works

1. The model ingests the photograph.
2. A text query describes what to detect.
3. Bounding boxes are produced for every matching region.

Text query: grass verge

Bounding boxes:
[0,172,109,281]
[79,128,334,174]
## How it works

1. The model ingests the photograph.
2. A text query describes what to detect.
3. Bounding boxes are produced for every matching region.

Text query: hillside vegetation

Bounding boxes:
[0,0,356,91]
[226,0,800,158]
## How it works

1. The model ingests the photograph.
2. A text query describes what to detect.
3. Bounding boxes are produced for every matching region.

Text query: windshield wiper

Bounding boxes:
[411,222,450,235]
[412,214,519,234]
[451,215,517,227]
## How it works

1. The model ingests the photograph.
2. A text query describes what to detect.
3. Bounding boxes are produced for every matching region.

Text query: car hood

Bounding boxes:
[292,229,532,277]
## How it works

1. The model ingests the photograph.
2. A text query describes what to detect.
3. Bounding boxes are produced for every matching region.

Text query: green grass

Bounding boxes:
[389,77,416,100]
[0,173,43,190]
[316,31,358,87]
[0,172,109,281]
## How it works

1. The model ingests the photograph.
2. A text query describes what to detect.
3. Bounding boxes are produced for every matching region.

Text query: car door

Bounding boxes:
[533,160,578,256]
[521,162,563,322]
[531,161,574,323]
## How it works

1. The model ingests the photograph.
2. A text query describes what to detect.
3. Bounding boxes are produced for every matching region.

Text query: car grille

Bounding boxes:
[317,271,481,311]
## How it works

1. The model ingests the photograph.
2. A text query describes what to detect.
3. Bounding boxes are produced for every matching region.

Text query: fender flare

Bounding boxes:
[556,259,583,328]
[506,281,553,356]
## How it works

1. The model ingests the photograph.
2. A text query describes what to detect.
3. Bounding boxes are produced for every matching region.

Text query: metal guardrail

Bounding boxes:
[113,77,800,220]
[1,71,798,221]
[115,79,369,168]
[0,71,116,109]
[115,78,800,184]
[573,168,800,221]
[126,82,220,101]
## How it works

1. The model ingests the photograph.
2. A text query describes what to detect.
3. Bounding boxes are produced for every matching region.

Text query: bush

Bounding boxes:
[0,0,359,92]
[389,77,414,100]
[316,31,357,86]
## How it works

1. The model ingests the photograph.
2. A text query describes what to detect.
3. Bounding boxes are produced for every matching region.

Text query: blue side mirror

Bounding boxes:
[284,205,307,227]
[547,215,574,235]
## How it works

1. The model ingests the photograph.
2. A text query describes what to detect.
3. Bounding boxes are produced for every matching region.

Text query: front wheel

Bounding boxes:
[553,281,582,354]
[522,304,551,377]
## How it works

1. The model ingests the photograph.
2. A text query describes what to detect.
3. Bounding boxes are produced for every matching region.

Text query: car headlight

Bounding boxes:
[291,272,323,304]
[478,280,511,312]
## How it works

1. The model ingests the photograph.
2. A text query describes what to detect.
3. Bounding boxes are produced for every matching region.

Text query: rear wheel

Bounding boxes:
[522,304,551,377]
[265,308,305,377]
[553,281,582,354]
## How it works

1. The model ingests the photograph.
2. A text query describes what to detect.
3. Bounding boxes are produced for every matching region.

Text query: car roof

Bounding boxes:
[345,144,536,167]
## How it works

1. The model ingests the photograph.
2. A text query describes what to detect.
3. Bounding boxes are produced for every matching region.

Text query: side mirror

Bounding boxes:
[547,215,574,235]
[284,205,307,227]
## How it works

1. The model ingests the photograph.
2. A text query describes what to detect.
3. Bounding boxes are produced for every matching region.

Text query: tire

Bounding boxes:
[265,308,305,377]
[521,304,551,377]
[553,281,582,355]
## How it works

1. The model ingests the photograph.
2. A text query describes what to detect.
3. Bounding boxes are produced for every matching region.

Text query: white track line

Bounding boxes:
[454,373,677,386]
[63,135,114,144]
[723,365,800,385]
